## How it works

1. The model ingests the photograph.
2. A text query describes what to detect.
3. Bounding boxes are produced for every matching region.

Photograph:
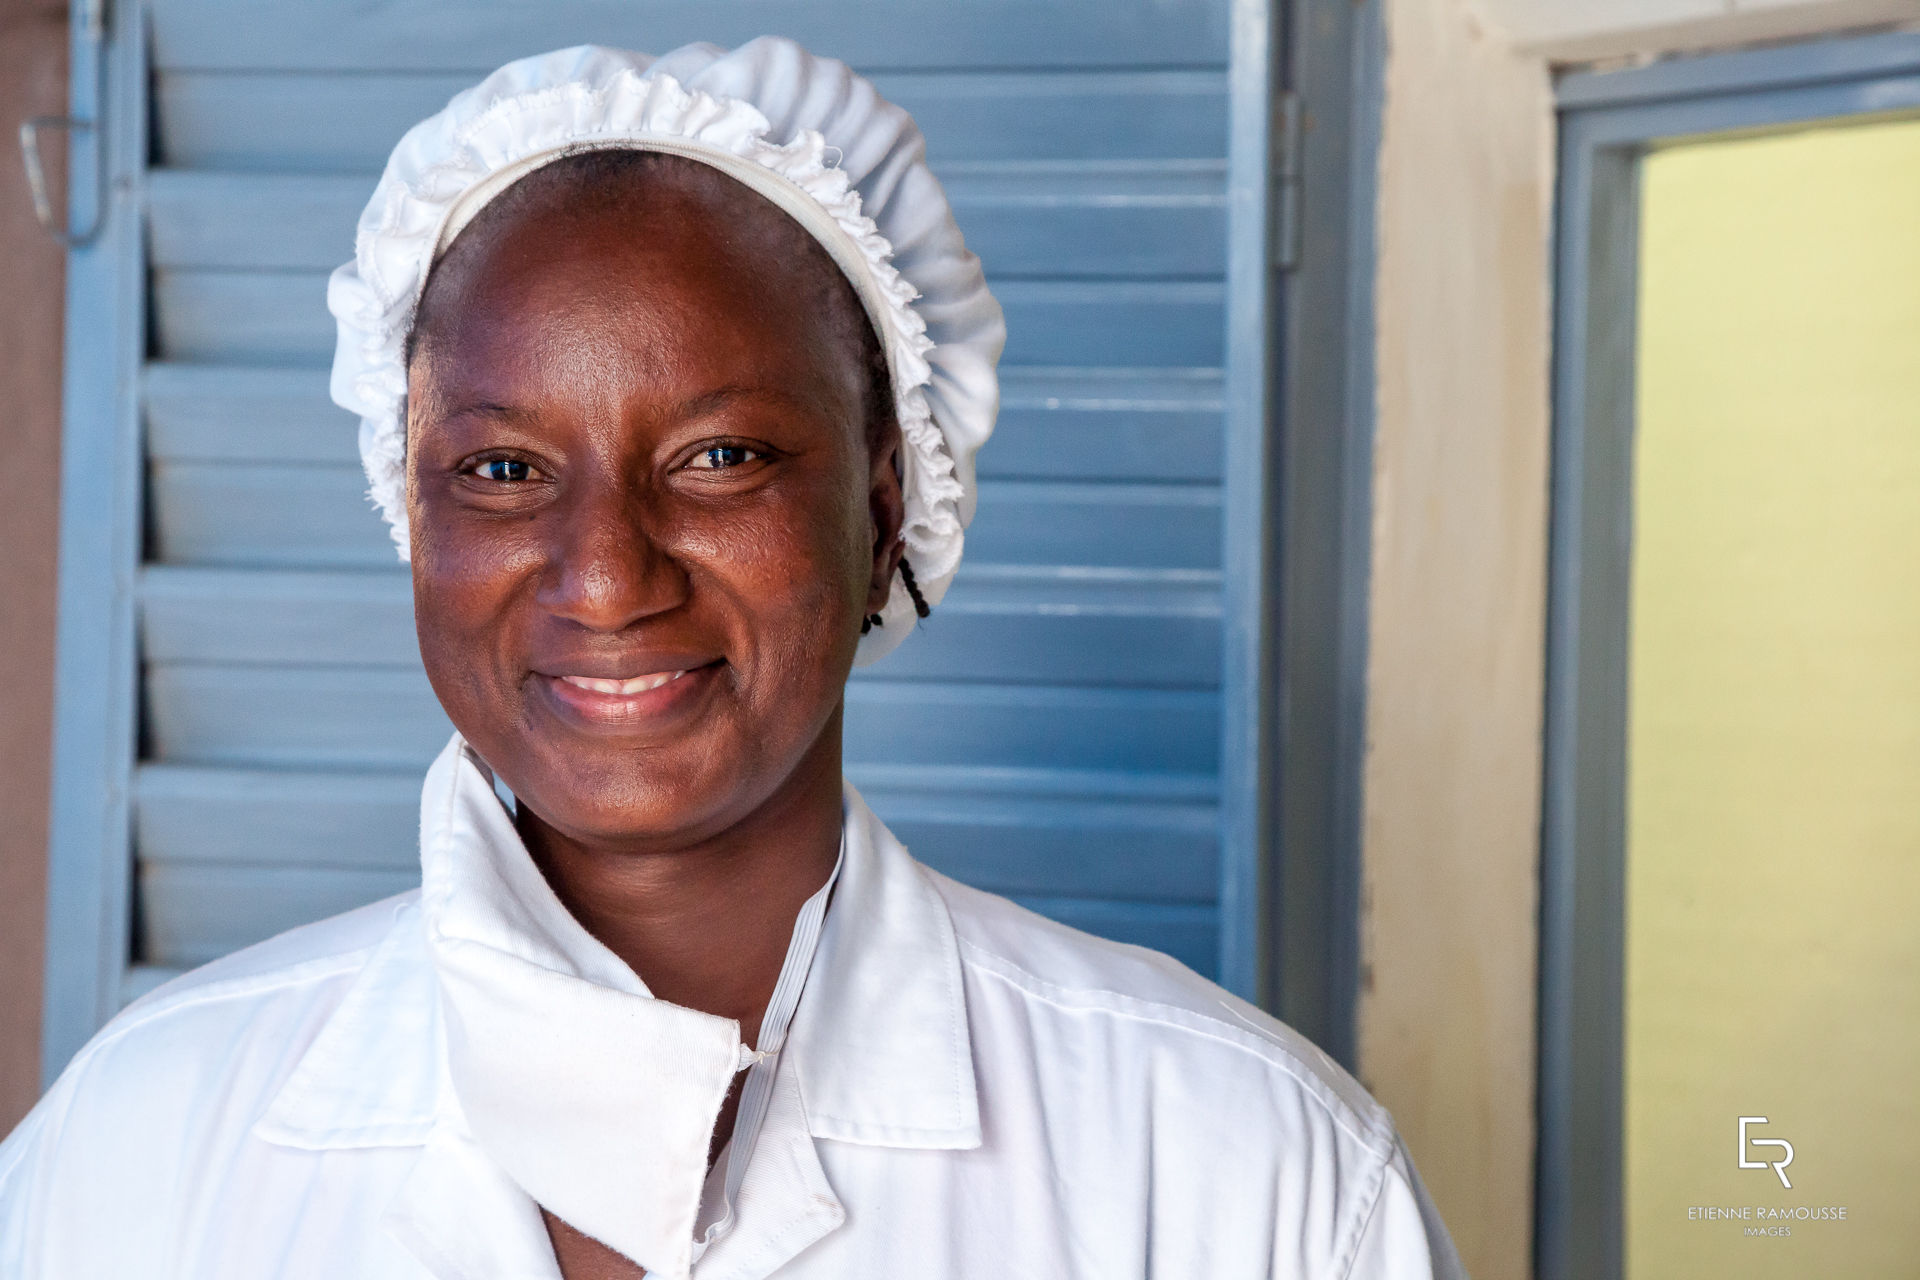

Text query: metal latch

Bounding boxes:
[1271,91,1303,271]
[18,0,108,247]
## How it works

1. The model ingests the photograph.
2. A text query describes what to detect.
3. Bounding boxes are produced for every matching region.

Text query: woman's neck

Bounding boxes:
[514,721,846,1045]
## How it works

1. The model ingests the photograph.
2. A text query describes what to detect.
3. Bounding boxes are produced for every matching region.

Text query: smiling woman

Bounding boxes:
[405,151,895,862]
[404,158,907,1275]
[0,37,1458,1280]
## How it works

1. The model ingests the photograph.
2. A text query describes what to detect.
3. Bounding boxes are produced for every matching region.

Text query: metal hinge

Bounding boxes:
[19,0,109,248]
[1271,90,1303,271]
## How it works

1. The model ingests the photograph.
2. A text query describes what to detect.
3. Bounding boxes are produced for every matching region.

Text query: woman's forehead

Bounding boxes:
[410,153,873,413]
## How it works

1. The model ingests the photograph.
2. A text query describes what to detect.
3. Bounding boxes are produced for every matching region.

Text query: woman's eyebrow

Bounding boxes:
[437,400,540,426]
[673,384,812,422]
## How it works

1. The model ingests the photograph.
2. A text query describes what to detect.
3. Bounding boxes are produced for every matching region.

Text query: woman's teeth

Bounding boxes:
[559,671,689,695]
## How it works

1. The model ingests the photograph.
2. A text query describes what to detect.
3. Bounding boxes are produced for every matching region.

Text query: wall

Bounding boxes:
[1625,115,1920,1280]
[0,0,66,1131]
[1479,0,1920,60]
[1359,1,1553,1278]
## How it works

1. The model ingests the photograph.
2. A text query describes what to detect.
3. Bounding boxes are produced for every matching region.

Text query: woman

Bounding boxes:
[0,39,1461,1279]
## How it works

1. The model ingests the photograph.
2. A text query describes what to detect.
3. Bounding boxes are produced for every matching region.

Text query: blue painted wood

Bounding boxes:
[1263,0,1383,1067]
[1564,71,1920,147]
[148,461,385,565]
[40,4,149,1084]
[1538,124,1635,1280]
[874,71,1228,163]
[969,482,1223,569]
[147,164,1228,280]
[148,270,331,364]
[1556,28,1920,109]
[155,69,1229,172]
[1214,0,1277,1002]
[150,270,1228,367]
[847,681,1221,773]
[136,765,425,869]
[144,170,360,269]
[149,463,1223,572]
[145,361,1228,483]
[143,666,457,769]
[864,795,1220,903]
[148,0,1231,74]
[143,363,359,464]
[144,665,1221,774]
[847,761,1218,803]
[993,367,1225,482]
[139,862,418,967]
[875,71,1227,164]
[946,163,1227,279]
[134,763,1220,901]
[138,567,421,666]
[994,281,1227,367]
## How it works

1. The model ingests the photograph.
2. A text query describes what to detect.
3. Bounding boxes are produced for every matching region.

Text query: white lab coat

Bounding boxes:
[0,735,1464,1279]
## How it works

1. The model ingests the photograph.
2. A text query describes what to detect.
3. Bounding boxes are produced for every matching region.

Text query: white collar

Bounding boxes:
[256,733,979,1275]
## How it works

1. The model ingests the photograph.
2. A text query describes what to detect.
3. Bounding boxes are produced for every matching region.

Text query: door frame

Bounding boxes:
[1537,30,1920,1280]
[1256,0,1386,1065]
[39,0,147,1083]
[1222,0,1385,1063]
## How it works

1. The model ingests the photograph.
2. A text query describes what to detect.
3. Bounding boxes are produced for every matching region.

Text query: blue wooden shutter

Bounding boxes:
[45,0,1275,1072]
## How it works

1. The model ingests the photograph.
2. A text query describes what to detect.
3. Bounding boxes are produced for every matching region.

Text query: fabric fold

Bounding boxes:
[420,736,742,1277]
[434,937,742,1278]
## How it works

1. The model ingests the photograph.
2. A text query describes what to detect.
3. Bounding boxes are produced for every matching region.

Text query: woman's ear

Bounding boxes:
[866,428,906,615]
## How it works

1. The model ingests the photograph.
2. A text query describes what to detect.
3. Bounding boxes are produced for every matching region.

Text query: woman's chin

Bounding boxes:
[510,760,746,852]
[493,717,773,852]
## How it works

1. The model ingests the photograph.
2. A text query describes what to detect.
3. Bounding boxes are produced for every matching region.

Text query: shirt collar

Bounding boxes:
[785,779,980,1148]
[423,736,750,1276]
[255,730,979,1156]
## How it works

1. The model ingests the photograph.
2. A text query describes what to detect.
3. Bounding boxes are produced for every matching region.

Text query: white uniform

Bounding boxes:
[0,735,1464,1279]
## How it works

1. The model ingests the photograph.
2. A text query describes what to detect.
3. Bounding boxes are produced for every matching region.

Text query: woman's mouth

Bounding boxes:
[557,670,692,696]
[534,661,722,729]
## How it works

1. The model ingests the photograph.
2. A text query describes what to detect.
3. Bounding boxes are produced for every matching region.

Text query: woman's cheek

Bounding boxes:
[412,521,535,708]
[682,501,824,604]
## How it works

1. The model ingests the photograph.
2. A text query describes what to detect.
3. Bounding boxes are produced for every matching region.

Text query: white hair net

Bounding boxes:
[327,37,1005,664]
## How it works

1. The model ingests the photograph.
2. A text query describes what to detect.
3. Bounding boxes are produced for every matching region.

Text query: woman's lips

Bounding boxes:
[558,670,691,696]
[534,661,721,727]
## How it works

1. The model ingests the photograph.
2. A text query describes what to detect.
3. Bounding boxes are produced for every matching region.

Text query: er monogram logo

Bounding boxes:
[1739,1116,1794,1190]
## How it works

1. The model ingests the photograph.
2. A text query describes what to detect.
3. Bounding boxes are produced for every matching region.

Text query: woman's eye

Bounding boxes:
[472,458,538,483]
[690,445,761,470]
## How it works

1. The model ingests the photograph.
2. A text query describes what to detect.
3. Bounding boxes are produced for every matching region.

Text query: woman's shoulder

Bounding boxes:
[911,867,1474,1280]
[919,866,1396,1157]
[0,892,431,1274]
[122,890,422,1018]
[2,892,423,1187]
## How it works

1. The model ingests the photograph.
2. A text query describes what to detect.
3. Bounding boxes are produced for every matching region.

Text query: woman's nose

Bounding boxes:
[535,484,689,632]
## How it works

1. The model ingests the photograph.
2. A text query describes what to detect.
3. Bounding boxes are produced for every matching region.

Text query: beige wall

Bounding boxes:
[1481,0,1920,60]
[0,0,67,1131]
[1358,2,1553,1278]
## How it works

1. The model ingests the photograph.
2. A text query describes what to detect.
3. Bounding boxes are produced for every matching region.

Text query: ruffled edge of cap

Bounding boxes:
[327,50,989,663]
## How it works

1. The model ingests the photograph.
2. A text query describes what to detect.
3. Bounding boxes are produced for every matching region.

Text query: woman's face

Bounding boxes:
[404,158,901,851]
